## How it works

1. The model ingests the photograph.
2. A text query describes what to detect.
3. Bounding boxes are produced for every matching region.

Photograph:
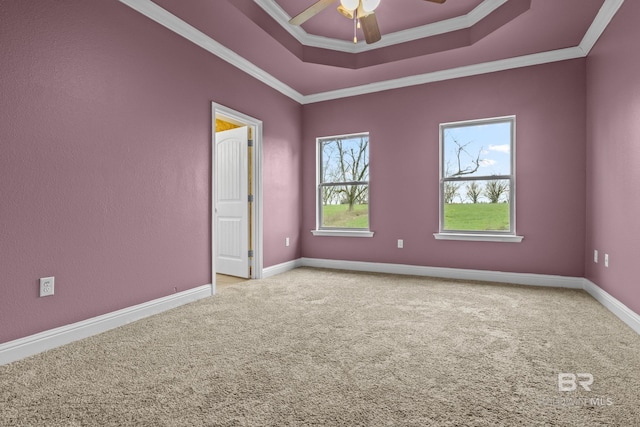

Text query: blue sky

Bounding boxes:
[443,120,512,178]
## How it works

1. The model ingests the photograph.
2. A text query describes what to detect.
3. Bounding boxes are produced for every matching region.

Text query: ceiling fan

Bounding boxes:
[288,0,447,45]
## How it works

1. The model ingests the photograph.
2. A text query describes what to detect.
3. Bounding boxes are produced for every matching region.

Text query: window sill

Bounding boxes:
[311,230,375,238]
[433,233,523,243]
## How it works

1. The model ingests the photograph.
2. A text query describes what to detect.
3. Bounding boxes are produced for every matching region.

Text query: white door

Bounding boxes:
[215,126,249,278]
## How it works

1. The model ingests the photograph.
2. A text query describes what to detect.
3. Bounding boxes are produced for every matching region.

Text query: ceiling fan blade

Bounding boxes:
[289,0,335,26]
[424,0,447,3]
[359,13,381,44]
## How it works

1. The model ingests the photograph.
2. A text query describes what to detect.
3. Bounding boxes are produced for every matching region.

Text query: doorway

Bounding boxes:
[212,103,263,292]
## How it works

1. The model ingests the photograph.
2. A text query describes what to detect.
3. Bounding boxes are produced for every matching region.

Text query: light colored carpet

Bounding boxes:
[1,267,639,426]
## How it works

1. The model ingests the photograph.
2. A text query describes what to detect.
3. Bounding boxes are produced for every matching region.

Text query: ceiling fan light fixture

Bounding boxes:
[289,0,445,44]
[337,4,354,19]
[340,0,359,11]
[361,0,380,13]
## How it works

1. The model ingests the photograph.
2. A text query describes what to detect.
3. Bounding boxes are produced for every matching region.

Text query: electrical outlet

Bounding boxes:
[285,237,290,247]
[594,249,598,263]
[604,254,609,268]
[40,277,55,297]
[397,239,404,249]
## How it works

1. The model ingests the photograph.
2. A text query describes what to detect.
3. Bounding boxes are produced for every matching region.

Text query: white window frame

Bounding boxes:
[434,116,523,243]
[312,132,374,238]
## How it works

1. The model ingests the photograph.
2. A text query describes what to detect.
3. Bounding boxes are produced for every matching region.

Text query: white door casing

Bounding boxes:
[215,126,249,278]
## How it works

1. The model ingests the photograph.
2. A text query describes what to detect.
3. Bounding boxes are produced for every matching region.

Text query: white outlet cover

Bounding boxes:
[40,276,55,297]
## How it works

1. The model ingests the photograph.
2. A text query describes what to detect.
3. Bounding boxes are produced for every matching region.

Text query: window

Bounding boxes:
[313,132,373,237]
[435,116,522,242]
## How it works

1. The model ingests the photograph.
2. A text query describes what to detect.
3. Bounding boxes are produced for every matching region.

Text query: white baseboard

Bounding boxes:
[262,258,303,278]
[299,258,584,288]
[0,284,213,366]
[296,258,639,335]
[4,261,638,367]
[583,279,640,335]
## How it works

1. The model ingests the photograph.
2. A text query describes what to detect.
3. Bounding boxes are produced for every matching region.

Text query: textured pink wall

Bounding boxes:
[585,0,640,315]
[3,0,636,348]
[0,1,301,343]
[301,60,587,277]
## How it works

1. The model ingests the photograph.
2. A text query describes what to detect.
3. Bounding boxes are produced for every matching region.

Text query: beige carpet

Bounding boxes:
[1,268,639,426]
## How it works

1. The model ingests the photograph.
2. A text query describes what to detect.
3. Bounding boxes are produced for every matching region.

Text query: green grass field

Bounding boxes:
[322,204,369,228]
[321,203,507,231]
[444,203,510,231]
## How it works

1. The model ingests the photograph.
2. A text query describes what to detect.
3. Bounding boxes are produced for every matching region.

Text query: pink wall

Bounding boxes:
[585,0,640,315]
[2,0,637,347]
[301,60,587,277]
[0,1,302,343]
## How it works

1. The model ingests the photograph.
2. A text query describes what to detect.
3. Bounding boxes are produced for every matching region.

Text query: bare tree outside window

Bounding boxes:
[318,133,369,229]
[444,181,461,204]
[465,181,483,204]
[439,117,515,234]
[446,137,483,178]
[484,180,509,204]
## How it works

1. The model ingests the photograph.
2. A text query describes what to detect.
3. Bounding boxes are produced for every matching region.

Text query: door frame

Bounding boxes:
[212,103,263,291]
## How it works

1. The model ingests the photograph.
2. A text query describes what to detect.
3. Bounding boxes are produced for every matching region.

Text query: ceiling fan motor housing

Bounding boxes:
[290,0,446,45]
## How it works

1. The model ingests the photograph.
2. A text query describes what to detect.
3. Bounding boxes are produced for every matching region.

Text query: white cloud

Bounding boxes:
[488,144,510,153]
[480,159,496,167]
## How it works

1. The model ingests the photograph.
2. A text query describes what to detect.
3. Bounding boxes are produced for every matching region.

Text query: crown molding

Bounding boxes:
[254,0,508,53]
[301,47,587,104]
[119,0,623,105]
[118,0,305,103]
[579,0,624,54]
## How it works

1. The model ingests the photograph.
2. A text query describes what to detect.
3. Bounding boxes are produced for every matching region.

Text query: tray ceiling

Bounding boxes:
[123,0,622,103]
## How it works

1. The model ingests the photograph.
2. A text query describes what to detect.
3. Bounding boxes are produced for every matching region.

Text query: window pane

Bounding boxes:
[321,184,369,229]
[443,121,512,179]
[443,179,510,231]
[321,136,369,184]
